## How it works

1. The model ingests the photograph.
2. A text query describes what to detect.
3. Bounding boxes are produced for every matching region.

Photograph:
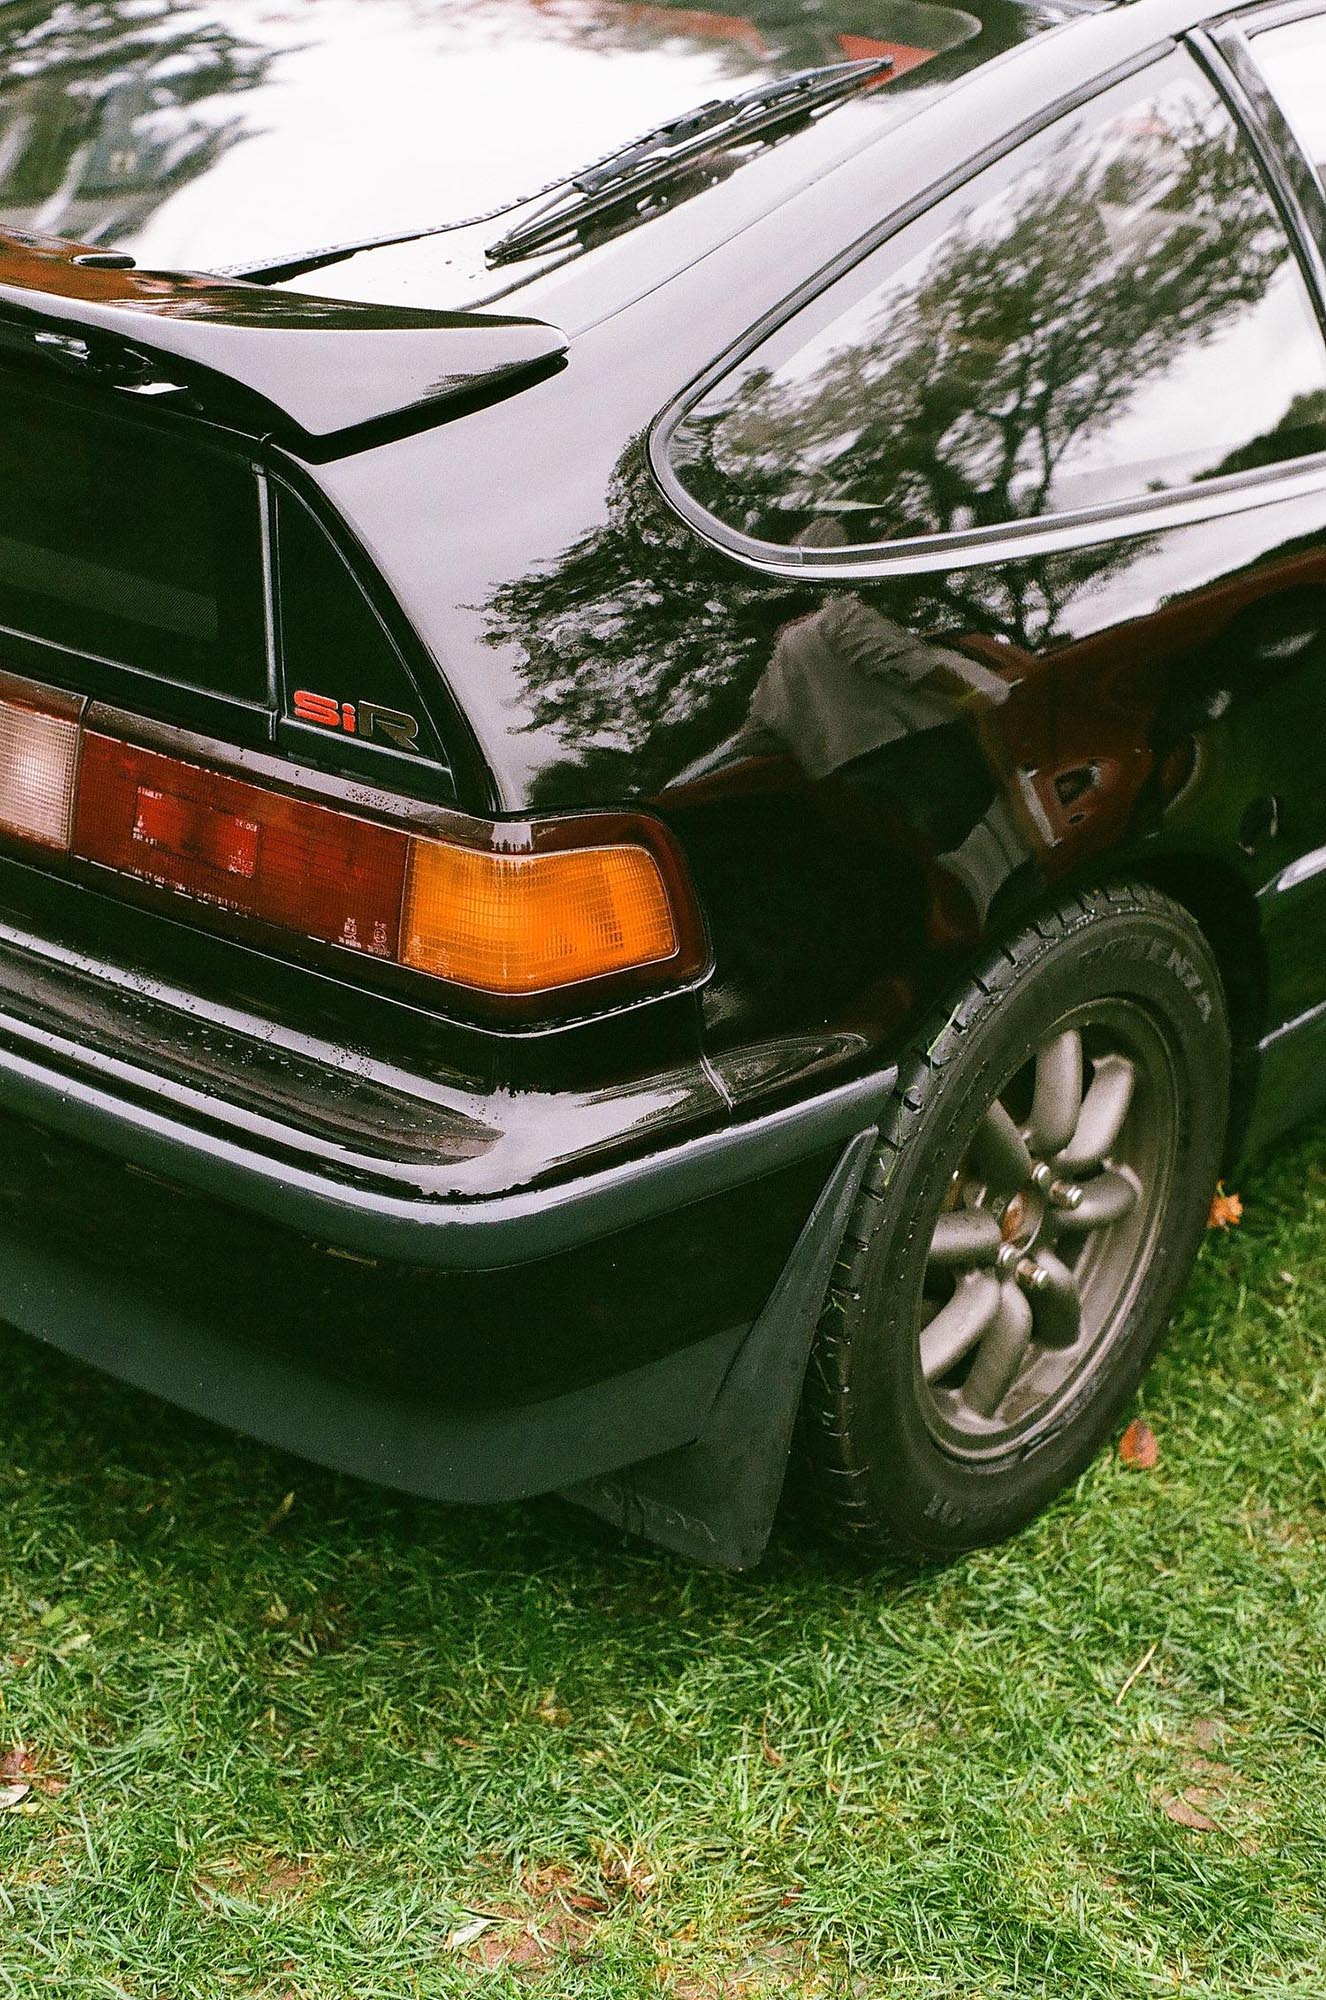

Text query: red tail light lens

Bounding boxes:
[0,687,705,1010]
[74,735,408,959]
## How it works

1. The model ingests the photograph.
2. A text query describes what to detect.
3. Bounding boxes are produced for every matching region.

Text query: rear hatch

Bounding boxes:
[0,242,707,1187]
[0,0,1067,1203]
[0,0,1041,782]
[0,0,1013,313]
[0,227,571,788]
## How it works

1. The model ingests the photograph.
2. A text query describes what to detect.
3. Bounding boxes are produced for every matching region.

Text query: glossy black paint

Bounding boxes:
[0,1105,837,1503]
[304,0,1326,1138]
[0,0,1030,297]
[3,0,1326,1560]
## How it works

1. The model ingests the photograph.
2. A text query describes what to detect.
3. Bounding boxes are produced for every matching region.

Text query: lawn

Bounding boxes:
[2,1123,1326,2000]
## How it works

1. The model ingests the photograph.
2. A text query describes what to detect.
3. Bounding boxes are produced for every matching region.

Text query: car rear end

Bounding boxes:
[0,231,874,1542]
[0,0,1076,1559]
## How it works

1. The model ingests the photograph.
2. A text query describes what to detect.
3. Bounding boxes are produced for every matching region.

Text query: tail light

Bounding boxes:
[0,697,80,849]
[75,734,410,960]
[0,688,704,1011]
[402,840,678,993]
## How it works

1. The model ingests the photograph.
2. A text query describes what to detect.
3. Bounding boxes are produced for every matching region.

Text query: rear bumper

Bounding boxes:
[0,947,894,1509]
[0,1112,747,1504]
[0,905,887,1268]
[0,1001,891,1268]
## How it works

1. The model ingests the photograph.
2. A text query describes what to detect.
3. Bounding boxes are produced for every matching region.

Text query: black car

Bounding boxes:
[1,0,1325,1567]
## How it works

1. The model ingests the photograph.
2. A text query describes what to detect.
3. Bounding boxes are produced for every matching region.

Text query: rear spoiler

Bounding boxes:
[0,231,568,450]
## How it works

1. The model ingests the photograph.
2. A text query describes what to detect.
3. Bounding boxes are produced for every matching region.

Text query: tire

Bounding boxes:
[799,882,1230,1558]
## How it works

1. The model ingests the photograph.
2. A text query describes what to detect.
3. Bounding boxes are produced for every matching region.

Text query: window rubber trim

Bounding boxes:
[649,34,1326,582]
[1190,19,1326,328]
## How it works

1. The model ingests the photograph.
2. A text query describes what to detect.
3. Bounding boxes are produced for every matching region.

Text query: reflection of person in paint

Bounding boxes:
[734,519,1029,926]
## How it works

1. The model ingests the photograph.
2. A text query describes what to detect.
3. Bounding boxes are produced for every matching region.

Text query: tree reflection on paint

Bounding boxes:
[0,2,270,246]
[487,65,1326,797]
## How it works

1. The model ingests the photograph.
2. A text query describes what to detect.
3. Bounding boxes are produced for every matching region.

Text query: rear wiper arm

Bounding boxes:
[227,55,891,289]
[485,55,893,267]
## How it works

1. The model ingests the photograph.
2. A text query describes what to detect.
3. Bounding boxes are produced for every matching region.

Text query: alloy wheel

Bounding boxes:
[917,1000,1178,1457]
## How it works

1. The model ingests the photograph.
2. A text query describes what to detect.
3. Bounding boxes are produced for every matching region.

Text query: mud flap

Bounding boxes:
[561,1127,878,1569]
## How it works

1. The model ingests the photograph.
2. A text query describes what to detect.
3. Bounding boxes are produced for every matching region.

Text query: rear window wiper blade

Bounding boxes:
[484,55,893,268]
[228,55,891,289]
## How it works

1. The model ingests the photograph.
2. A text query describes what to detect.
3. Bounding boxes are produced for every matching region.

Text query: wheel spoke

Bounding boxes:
[1056,1053,1136,1174]
[1029,1029,1083,1158]
[929,1209,1002,1268]
[969,1100,1033,1193]
[963,1281,1033,1417]
[1054,1167,1139,1236]
[920,1271,1002,1383]
[913,991,1174,1452]
[1026,1247,1082,1349]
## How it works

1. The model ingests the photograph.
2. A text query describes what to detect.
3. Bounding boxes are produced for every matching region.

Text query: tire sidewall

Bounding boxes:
[829,892,1228,1555]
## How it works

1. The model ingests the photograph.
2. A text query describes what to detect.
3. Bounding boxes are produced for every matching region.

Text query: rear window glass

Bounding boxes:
[664,49,1326,550]
[0,368,266,696]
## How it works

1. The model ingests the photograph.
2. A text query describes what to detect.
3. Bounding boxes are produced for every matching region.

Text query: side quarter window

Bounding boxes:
[665,47,1326,551]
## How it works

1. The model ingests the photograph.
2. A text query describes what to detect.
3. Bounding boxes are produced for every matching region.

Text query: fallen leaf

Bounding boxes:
[1157,1788,1217,1832]
[0,1783,31,1812]
[447,1915,496,1950]
[1208,1183,1243,1229]
[567,1889,610,1914]
[760,1732,784,1769]
[1119,1419,1159,1470]
[258,1491,296,1536]
[1191,1716,1226,1753]
[1,1747,65,1798]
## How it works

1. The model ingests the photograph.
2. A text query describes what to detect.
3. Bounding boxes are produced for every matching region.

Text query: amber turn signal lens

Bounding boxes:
[402,839,679,995]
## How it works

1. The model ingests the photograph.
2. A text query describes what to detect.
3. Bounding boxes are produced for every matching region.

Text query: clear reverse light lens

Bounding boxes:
[0,699,79,849]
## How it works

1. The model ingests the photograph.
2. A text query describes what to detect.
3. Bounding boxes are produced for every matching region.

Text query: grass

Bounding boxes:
[3,1127,1326,1999]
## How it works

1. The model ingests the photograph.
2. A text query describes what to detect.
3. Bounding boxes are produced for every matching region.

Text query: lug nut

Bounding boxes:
[1030,1161,1083,1209]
